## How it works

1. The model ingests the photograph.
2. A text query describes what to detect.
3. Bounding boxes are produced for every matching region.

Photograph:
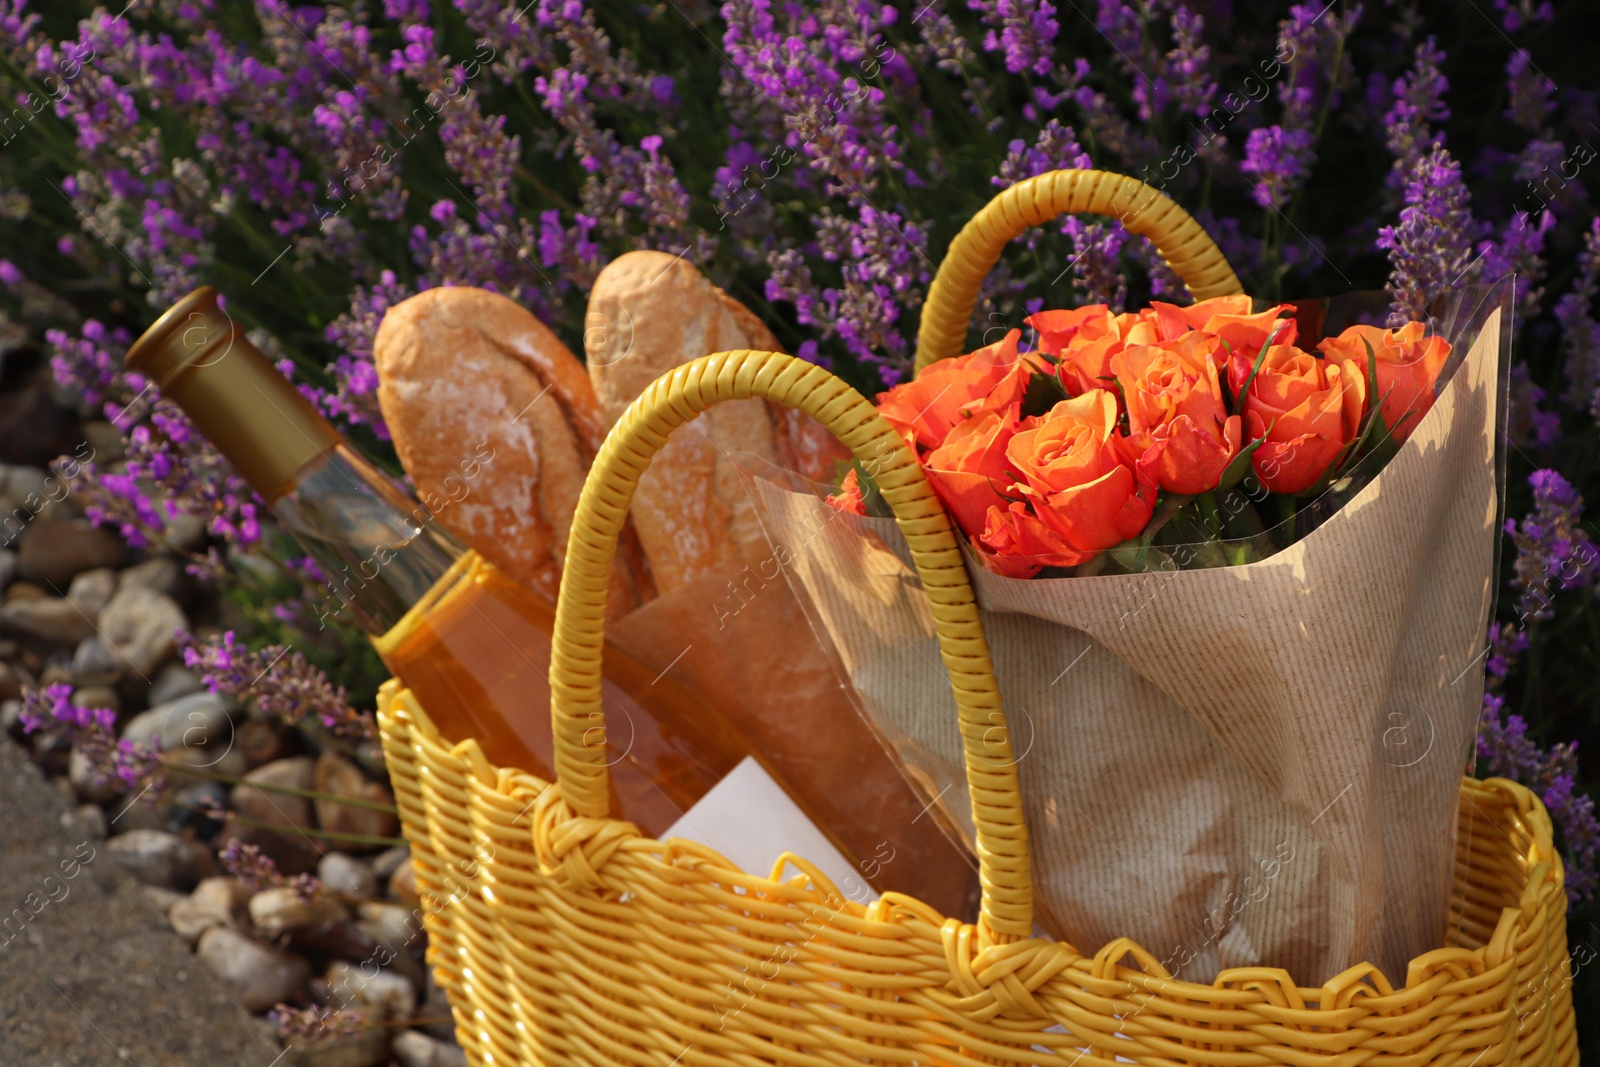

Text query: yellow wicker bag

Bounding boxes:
[375,170,1577,1067]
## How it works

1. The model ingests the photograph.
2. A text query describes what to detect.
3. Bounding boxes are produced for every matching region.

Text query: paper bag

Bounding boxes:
[742,284,1510,985]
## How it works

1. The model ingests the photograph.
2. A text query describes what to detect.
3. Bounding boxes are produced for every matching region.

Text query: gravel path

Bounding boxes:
[0,734,282,1067]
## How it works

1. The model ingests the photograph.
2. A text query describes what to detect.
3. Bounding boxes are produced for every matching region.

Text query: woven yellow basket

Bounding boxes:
[375,170,1577,1066]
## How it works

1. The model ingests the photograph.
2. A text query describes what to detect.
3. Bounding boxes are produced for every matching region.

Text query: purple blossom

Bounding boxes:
[1494,0,1554,32]
[1377,145,1482,321]
[1241,125,1316,210]
[1509,362,1562,451]
[1503,470,1598,625]
[270,1004,366,1044]
[321,271,417,438]
[1384,37,1450,175]
[1556,217,1600,411]
[1481,209,1554,320]
[219,840,321,900]
[181,631,376,741]
[1504,50,1554,132]
[18,682,166,804]
[967,0,1058,77]
[1478,623,1597,901]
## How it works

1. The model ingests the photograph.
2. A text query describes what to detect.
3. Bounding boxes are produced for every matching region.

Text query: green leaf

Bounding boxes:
[1020,369,1069,418]
[1217,435,1268,490]
[1229,319,1291,418]
[851,461,894,519]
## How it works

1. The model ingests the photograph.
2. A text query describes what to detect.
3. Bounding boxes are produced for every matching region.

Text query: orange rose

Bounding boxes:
[1005,391,1158,553]
[1111,332,1242,495]
[1316,322,1450,443]
[923,407,1021,536]
[1142,296,1296,357]
[1114,309,1163,346]
[1027,305,1121,396]
[1234,344,1365,495]
[876,329,1032,451]
[826,468,867,516]
[977,500,1090,578]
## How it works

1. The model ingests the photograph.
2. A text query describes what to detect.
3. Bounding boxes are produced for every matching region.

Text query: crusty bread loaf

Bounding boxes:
[374,286,651,616]
[586,253,803,593]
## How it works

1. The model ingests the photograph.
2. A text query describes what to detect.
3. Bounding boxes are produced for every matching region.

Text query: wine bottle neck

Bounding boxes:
[273,444,463,636]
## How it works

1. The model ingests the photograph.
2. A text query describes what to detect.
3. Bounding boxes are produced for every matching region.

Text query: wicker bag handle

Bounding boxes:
[914,169,1245,373]
[549,351,1033,943]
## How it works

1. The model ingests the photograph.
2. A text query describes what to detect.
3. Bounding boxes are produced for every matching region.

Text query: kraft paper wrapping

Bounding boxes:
[605,550,982,920]
[743,290,1508,986]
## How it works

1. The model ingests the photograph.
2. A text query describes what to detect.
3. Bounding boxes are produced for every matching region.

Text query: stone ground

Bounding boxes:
[0,734,283,1067]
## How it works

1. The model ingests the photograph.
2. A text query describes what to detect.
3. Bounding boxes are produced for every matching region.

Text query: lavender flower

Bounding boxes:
[1509,362,1562,451]
[1504,50,1554,132]
[1555,217,1600,412]
[1479,622,1597,901]
[320,272,416,439]
[270,1004,366,1045]
[17,683,166,804]
[1494,0,1554,32]
[1377,145,1482,321]
[219,840,321,900]
[967,0,1058,77]
[1383,37,1450,175]
[1241,125,1316,210]
[1503,470,1598,625]
[181,631,376,741]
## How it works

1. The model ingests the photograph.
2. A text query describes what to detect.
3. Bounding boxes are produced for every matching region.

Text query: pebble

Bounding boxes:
[0,595,98,646]
[164,739,248,788]
[0,658,27,702]
[313,751,399,849]
[160,512,208,554]
[387,856,420,906]
[326,960,418,1023]
[59,802,108,840]
[71,684,119,714]
[0,547,16,590]
[355,902,427,986]
[68,747,123,804]
[0,697,21,731]
[65,566,117,616]
[98,585,187,676]
[168,877,251,945]
[15,517,124,588]
[236,718,287,768]
[393,1031,468,1067]
[216,816,323,877]
[169,781,229,836]
[286,1033,391,1067]
[122,691,232,750]
[105,828,215,891]
[230,756,316,832]
[116,556,187,602]
[80,420,125,463]
[248,886,349,936]
[371,845,411,881]
[319,852,378,899]
[140,884,187,914]
[70,636,122,684]
[196,926,312,1012]
[147,662,204,706]
[414,972,457,1040]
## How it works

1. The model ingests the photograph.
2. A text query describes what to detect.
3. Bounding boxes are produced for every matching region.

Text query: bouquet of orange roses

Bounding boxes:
[837,294,1450,580]
[745,282,1510,987]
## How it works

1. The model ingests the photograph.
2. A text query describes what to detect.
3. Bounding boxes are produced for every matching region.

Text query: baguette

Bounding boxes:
[586,252,790,593]
[374,286,652,616]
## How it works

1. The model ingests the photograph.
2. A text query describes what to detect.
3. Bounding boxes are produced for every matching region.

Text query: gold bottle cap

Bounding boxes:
[125,286,342,503]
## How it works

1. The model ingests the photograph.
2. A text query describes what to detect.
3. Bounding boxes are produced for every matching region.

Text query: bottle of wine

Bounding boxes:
[126,287,978,916]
